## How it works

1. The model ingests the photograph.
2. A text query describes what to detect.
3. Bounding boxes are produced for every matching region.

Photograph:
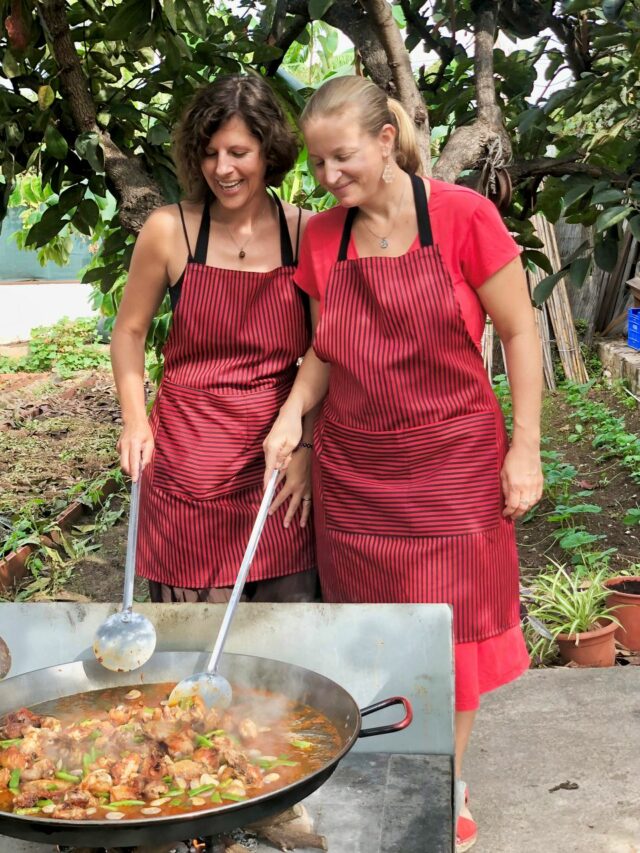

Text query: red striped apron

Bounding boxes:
[136,195,315,588]
[312,174,520,643]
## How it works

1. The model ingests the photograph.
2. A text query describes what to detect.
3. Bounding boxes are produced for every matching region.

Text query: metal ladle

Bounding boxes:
[93,474,157,671]
[168,469,279,709]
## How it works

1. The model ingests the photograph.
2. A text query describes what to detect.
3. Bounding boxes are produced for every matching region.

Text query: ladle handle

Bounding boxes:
[122,475,141,614]
[206,469,279,673]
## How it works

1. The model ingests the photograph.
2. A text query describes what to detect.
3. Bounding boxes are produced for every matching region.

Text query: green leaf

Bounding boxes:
[532,269,569,306]
[309,0,334,19]
[562,179,594,211]
[25,207,68,248]
[3,51,20,79]
[517,107,545,135]
[44,125,68,160]
[148,123,170,146]
[595,205,629,233]
[72,199,100,233]
[163,0,178,30]
[628,215,640,241]
[525,250,553,275]
[178,0,208,37]
[591,188,625,205]
[602,0,627,21]
[75,132,104,173]
[104,0,151,39]
[38,85,55,111]
[594,236,619,272]
[56,184,86,215]
[295,26,310,46]
[569,256,591,288]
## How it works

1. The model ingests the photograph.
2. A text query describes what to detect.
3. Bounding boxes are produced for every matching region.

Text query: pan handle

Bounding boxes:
[358,696,413,738]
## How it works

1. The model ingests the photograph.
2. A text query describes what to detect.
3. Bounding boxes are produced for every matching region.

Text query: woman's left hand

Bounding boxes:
[500,445,544,519]
[268,448,313,528]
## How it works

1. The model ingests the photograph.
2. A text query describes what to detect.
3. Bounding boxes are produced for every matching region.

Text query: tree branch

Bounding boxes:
[508,155,624,185]
[37,0,165,233]
[474,2,501,127]
[360,0,430,173]
[545,13,591,79]
[264,14,309,76]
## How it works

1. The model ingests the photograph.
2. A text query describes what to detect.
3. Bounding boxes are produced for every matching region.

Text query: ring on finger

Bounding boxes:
[302,496,312,503]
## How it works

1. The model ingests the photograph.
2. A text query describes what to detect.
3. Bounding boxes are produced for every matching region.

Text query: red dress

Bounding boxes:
[296,177,529,710]
[136,196,315,589]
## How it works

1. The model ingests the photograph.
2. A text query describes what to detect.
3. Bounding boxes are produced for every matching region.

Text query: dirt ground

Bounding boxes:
[1,369,639,603]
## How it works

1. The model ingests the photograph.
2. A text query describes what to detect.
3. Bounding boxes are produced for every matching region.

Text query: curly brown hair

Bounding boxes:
[173,74,299,201]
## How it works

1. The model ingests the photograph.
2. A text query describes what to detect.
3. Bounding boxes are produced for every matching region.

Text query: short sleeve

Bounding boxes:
[293,225,321,301]
[460,196,521,289]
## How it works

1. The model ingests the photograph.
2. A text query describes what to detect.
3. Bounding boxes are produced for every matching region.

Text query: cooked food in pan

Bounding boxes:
[0,683,342,821]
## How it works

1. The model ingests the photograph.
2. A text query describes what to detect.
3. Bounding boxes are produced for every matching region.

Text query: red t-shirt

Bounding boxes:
[294,178,521,348]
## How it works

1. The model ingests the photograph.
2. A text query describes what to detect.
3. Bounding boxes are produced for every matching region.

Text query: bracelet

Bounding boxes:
[296,441,313,450]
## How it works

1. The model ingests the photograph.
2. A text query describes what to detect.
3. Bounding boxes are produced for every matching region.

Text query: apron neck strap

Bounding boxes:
[193,191,295,267]
[336,173,433,262]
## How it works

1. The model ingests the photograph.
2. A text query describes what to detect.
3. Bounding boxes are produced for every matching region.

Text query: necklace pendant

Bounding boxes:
[238,249,246,259]
[380,238,389,249]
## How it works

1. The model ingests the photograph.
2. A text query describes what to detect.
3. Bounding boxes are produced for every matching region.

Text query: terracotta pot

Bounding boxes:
[604,576,640,651]
[556,619,618,667]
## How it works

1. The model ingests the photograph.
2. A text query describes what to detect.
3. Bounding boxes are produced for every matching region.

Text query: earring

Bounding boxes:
[382,158,394,184]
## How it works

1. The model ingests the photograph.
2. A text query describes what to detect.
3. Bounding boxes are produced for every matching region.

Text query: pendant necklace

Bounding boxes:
[222,196,273,260]
[359,179,407,250]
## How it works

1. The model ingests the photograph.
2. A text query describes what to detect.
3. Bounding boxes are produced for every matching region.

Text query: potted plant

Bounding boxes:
[603,575,640,651]
[526,563,621,667]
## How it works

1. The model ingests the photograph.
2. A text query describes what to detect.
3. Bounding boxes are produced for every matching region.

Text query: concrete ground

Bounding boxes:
[465,667,640,853]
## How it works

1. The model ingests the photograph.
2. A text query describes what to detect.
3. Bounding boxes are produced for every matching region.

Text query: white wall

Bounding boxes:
[0,281,97,344]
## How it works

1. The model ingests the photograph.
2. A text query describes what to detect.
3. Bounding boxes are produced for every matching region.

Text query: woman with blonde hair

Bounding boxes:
[111,74,316,603]
[264,74,543,851]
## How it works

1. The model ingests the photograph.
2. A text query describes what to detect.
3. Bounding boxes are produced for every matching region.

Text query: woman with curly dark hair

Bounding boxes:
[111,74,316,603]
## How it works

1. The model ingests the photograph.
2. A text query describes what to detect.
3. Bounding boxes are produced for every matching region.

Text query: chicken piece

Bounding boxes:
[142,719,176,742]
[51,802,93,820]
[22,779,69,800]
[19,727,53,756]
[64,789,98,809]
[0,747,27,770]
[138,748,164,781]
[143,779,169,800]
[0,768,9,787]
[81,769,113,795]
[238,718,259,742]
[165,730,195,758]
[108,705,134,726]
[222,747,262,787]
[12,790,40,809]
[192,748,221,770]
[170,759,204,781]
[0,708,42,739]
[21,758,55,781]
[39,716,62,731]
[110,783,140,802]
[202,709,221,732]
[111,752,141,785]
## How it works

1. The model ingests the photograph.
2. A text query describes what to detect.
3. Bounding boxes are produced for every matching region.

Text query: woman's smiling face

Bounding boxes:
[200,115,267,209]
[304,110,395,207]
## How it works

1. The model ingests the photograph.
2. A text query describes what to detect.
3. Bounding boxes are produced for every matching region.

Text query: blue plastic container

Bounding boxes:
[629,307,640,350]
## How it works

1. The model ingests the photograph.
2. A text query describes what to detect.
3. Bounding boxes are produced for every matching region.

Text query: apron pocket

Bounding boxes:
[317,411,503,537]
[152,381,251,501]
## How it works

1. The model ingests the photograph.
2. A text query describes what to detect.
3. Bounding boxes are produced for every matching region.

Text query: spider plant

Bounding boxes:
[526,562,621,644]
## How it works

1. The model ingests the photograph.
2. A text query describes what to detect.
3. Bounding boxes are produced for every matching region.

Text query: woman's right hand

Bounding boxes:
[117,420,154,481]
[263,407,303,488]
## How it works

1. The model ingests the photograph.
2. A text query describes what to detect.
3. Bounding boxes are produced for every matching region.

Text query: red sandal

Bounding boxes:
[455,782,477,852]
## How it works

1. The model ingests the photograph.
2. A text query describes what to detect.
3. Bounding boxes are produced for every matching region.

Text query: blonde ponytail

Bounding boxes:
[302,76,423,175]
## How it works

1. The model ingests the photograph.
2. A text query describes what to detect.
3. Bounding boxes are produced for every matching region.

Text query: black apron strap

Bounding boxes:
[411,173,433,248]
[294,207,303,265]
[270,190,295,267]
[176,203,194,262]
[193,196,211,264]
[337,207,358,262]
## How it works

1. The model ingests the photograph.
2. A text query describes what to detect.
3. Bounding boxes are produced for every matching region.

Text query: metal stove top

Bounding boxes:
[0,752,453,853]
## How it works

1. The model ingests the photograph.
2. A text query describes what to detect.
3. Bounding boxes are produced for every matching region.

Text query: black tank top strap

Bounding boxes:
[270,190,295,267]
[193,196,211,264]
[176,203,194,262]
[411,173,433,248]
[337,207,358,262]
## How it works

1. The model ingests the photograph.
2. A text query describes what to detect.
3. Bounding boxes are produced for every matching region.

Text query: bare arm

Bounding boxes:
[110,208,175,480]
[478,256,544,519]
[263,299,330,485]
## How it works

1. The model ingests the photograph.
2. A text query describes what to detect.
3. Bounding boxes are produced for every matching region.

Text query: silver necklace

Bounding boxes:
[359,180,408,249]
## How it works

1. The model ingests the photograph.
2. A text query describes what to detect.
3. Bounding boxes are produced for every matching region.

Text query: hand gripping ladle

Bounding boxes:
[168,470,279,709]
[93,474,157,671]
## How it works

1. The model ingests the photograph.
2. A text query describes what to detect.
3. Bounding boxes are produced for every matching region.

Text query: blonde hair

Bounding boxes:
[301,76,422,175]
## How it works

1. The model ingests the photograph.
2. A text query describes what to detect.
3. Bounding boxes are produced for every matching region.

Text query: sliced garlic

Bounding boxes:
[141,807,162,815]
[175,776,187,790]
[199,773,217,786]
[189,797,206,806]
[263,773,280,784]
[106,811,125,820]
[260,755,276,762]
[41,805,56,815]
[150,797,170,807]
[85,807,97,816]
[125,689,142,700]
